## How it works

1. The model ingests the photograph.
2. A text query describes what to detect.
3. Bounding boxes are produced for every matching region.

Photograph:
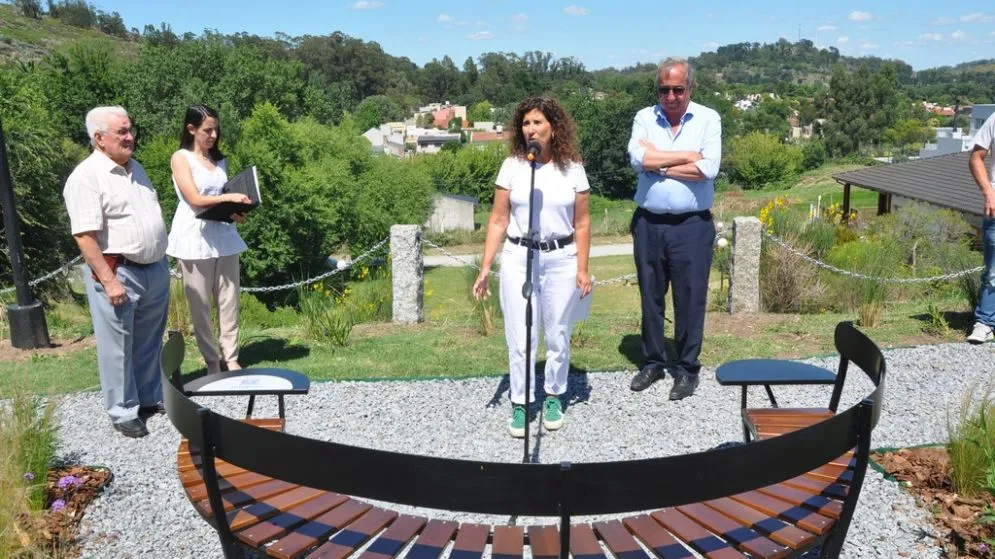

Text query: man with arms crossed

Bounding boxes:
[63,106,170,438]
[968,111,995,344]
[626,57,721,399]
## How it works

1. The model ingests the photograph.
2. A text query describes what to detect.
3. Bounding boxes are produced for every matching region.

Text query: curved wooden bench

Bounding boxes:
[161,326,885,559]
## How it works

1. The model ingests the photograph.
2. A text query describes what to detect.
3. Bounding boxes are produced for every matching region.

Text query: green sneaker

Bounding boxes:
[543,396,564,431]
[508,405,526,438]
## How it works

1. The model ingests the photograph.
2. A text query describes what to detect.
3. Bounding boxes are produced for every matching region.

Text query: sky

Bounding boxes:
[85,0,995,71]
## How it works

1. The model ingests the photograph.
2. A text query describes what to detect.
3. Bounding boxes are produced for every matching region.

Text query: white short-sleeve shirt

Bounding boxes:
[62,150,168,264]
[973,112,995,183]
[495,156,590,241]
[166,150,247,260]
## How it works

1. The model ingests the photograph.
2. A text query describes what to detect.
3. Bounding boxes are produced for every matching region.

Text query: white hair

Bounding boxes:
[657,57,695,90]
[85,106,129,148]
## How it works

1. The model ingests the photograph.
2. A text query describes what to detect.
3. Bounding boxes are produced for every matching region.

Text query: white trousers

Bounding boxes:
[500,241,581,405]
[179,254,241,367]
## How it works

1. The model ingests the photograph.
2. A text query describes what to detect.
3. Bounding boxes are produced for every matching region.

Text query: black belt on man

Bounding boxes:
[506,233,574,251]
[635,207,712,225]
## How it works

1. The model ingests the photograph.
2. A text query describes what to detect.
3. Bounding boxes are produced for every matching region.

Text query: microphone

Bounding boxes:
[526,141,542,162]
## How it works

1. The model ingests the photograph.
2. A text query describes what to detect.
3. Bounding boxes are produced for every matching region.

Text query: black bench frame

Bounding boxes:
[161,327,885,559]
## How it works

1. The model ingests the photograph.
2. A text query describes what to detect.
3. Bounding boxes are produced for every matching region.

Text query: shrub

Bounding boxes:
[823,239,902,319]
[760,233,828,313]
[948,383,995,498]
[13,0,43,18]
[298,287,352,347]
[728,132,802,189]
[801,139,826,171]
[239,293,299,330]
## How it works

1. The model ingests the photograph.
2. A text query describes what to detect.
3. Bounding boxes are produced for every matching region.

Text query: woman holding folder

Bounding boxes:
[166,104,249,375]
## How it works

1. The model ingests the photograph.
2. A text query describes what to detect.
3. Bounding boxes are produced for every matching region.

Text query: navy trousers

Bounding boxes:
[631,208,715,376]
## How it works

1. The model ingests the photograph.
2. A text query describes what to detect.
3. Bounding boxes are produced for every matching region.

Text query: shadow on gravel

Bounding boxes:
[484,364,593,412]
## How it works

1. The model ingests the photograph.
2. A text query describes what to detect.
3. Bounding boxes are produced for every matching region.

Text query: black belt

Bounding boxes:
[507,233,574,251]
[635,207,712,225]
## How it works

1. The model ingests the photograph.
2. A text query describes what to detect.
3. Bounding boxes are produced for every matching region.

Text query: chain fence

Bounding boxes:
[0,237,391,296]
[763,232,983,284]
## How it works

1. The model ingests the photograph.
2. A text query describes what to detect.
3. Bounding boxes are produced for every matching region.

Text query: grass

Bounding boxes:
[948,382,995,498]
[0,378,59,557]
[0,4,137,62]
[0,252,973,397]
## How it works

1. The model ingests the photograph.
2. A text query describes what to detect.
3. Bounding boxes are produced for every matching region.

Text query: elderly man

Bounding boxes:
[63,106,170,438]
[626,57,721,400]
[967,111,995,344]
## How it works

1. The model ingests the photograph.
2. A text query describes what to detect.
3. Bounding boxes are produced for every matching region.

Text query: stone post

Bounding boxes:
[391,225,423,324]
[729,217,761,314]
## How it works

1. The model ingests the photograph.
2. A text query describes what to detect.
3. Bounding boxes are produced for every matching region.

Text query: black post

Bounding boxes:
[558,461,572,559]
[0,116,50,349]
[521,156,538,464]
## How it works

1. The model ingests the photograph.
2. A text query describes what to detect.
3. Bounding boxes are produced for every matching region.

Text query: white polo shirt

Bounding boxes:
[63,150,168,264]
[974,112,995,183]
[495,156,590,241]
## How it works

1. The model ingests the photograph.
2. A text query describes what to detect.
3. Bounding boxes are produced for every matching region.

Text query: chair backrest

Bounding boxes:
[828,321,886,414]
[160,330,185,390]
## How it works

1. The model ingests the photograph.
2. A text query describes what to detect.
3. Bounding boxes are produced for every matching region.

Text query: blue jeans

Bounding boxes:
[976,218,995,326]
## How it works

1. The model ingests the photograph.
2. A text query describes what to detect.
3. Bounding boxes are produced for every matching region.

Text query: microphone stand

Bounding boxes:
[521,151,539,464]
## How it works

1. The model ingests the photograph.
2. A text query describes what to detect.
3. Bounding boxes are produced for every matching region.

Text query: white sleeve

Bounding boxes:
[63,170,104,235]
[572,163,591,193]
[975,114,995,152]
[495,157,516,190]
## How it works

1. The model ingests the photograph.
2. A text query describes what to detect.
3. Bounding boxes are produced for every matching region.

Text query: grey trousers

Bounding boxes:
[83,258,170,424]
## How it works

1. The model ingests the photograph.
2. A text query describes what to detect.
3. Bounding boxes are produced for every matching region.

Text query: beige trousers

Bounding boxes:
[179,254,240,369]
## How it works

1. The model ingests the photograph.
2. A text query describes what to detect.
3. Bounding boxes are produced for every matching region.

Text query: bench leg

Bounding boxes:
[245,395,256,418]
[741,387,750,442]
[278,395,285,419]
[763,384,779,407]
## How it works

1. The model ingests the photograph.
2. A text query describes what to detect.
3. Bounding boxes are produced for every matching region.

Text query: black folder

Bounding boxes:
[196,166,261,223]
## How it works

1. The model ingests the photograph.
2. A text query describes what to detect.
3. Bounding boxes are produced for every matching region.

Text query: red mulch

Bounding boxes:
[873,447,995,558]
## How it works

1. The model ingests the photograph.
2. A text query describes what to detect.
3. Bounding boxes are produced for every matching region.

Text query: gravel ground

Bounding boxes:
[57,341,994,558]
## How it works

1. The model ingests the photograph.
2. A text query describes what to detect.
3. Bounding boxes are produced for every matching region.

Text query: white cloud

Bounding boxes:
[859,41,878,50]
[837,35,850,44]
[848,10,871,22]
[563,5,589,16]
[513,13,528,22]
[960,12,994,23]
[703,41,720,50]
[918,33,943,41]
[818,25,837,32]
[951,29,968,40]
[437,13,452,22]
[467,31,494,40]
[932,16,955,25]
[350,0,383,10]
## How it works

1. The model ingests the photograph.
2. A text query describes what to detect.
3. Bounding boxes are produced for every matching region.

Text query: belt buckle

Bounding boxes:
[538,240,551,251]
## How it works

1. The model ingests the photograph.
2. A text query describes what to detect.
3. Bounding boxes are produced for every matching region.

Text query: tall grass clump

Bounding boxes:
[464,258,502,336]
[167,277,191,335]
[758,198,829,313]
[0,389,59,557]
[297,286,353,347]
[948,383,995,498]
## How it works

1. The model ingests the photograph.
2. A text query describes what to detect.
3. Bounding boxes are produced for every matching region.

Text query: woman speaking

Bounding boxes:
[472,96,592,438]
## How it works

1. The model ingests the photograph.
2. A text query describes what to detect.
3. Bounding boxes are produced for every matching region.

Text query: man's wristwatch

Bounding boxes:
[659,166,669,176]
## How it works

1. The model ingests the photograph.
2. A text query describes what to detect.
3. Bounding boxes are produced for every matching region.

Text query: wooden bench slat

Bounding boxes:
[527,525,559,559]
[730,491,834,535]
[307,507,399,559]
[650,509,748,559]
[180,462,247,487]
[676,503,788,559]
[235,493,350,548]
[187,470,272,502]
[197,479,298,517]
[593,519,650,559]
[745,408,833,417]
[622,514,693,559]
[702,498,815,550]
[358,514,426,559]
[756,484,843,520]
[450,523,489,559]
[492,525,524,559]
[228,486,328,532]
[403,519,457,559]
[569,523,606,559]
[782,476,848,500]
[264,500,372,559]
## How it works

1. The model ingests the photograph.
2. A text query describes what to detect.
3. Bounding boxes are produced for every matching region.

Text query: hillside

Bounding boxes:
[0,4,135,62]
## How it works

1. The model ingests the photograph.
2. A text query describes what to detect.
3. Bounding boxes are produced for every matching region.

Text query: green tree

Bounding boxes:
[564,91,640,199]
[728,131,802,189]
[467,101,492,124]
[13,0,43,18]
[353,94,406,131]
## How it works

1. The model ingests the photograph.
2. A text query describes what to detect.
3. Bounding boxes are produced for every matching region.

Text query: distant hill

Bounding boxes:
[0,4,135,62]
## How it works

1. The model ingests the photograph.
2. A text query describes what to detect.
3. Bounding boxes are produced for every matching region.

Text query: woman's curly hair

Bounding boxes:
[507,96,581,172]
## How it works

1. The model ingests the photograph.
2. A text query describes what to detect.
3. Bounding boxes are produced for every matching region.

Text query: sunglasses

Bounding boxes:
[657,86,688,96]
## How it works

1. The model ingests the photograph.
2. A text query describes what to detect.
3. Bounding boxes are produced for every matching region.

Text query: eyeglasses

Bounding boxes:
[657,86,687,96]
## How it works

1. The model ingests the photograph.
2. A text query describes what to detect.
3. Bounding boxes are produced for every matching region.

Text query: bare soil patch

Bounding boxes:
[0,336,95,362]
[873,447,995,558]
[17,465,113,557]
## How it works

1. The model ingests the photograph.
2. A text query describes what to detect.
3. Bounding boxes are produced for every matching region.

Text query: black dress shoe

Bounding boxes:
[139,403,166,415]
[630,365,664,392]
[669,373,700,400]
[112,418,149,438]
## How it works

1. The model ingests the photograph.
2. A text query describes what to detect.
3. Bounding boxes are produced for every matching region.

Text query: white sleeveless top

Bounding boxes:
[166,150,248,260]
